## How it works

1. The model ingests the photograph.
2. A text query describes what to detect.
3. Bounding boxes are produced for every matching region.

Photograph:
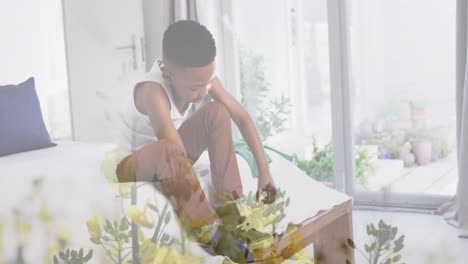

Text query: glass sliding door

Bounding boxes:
[220,0,456,209]
[344,0,457,207]
[223,0,337,187]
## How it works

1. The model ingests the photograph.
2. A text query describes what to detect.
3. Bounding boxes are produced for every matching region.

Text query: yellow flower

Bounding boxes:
[146,246,201,264]
[126,205,154,228]
[101,148,128,183]
[38,207,53,228]
[237,205,277,233]
[57,228,70,243]
[16,221,31,236]
[86,216,102,241]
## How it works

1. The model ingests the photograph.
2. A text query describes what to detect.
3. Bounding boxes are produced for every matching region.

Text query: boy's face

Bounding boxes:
[163,62,216,104]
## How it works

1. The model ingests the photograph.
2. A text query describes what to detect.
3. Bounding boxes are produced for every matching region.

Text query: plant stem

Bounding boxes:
[121,250,133,262]
[379,246,396,264]
[373,244,382,264]
[156,223,168,244]
[100,244,118,264]
[355,248,370,263]
[117,242,122,264]
[131,184,140,264]
[152,202,169,244]
[102,242,118,251]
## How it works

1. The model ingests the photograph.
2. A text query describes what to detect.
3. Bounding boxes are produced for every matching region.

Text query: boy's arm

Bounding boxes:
[209,78,277,203]
[135,82,187,155]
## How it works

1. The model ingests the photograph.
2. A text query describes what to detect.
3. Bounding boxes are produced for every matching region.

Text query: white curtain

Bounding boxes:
[438,0,468,238]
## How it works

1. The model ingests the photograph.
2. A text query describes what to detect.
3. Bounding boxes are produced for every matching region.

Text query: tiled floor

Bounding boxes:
[360,153,458,196]
[352,210,468,264]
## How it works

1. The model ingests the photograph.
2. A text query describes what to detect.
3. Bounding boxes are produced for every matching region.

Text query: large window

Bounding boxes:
[348,0,457,198]
[220,0,457,208]
[228,0,336,186]
[1,0,71,139]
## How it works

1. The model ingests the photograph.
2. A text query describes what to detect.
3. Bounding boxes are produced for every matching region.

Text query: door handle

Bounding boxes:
[116,35,137,70]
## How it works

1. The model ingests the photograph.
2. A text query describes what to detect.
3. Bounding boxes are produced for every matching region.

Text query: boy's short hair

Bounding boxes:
[162,20,216,68]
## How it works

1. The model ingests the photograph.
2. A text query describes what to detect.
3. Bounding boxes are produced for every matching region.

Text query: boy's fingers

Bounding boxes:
[262,185,277,204]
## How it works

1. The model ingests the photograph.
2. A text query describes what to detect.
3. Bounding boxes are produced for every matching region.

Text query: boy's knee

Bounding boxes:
[130,139,188,182]
[206,101,231,123]
[158,154,201,200]
[116,154,138,183]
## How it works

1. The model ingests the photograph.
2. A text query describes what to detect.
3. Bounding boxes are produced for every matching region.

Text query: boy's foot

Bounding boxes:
[200,224,280,264]
[215,202,275,244]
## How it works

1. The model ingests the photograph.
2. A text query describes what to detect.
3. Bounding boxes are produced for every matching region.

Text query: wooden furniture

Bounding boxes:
[257,199,355,263]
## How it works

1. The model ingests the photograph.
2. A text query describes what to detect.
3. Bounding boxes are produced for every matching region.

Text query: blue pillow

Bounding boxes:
[0,77,56,157]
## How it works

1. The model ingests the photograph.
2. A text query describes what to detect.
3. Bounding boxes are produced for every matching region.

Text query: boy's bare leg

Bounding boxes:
[116,101,277,262]
[116,101,244,230]
[178,101,244,202]
[116,140,219,231]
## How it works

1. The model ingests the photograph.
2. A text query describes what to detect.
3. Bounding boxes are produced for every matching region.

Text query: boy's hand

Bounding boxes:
[256,173,277,204]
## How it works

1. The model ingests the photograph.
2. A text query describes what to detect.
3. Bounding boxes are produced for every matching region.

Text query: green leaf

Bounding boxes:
[275,201,285,211]
[165,212,171,224]
[247,192,253,204]
[84,250,93,262]
[392,255,402,262]
[90,237,101,245]
[347,238,355,249]
[272,213,286,223]
[148,203,159,213]
[391,227,398,240]
[369,242,376,251]
[120,217,128,231]
[393,243,404,253]
[364,244,371,253]
[105,219,113,234]
[262,205,276,217]
[395,235,405,245]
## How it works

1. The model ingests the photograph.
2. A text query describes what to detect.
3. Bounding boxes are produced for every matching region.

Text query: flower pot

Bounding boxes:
[399,148,415,167]
[411,141,432,165]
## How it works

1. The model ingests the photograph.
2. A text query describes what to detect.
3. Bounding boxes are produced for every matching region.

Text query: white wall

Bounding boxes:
[63,0,145,143]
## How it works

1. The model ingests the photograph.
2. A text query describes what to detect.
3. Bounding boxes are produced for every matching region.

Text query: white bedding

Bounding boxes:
[0,141,350,263]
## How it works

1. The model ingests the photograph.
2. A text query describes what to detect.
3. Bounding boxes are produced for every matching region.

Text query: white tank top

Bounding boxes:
[118,59,206,152]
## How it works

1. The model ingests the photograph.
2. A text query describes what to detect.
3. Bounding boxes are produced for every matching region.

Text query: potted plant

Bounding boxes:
[293,139,375,186]
[398,142,415,168]
[407,129,433,166]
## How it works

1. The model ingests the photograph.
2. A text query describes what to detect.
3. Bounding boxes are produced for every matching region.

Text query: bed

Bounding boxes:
[0,141,354,263]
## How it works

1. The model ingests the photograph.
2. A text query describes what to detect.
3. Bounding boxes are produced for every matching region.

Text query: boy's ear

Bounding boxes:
[161,66,173,84]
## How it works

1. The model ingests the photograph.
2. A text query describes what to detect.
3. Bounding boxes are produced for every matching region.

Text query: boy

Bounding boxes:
[116,20,277,263]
